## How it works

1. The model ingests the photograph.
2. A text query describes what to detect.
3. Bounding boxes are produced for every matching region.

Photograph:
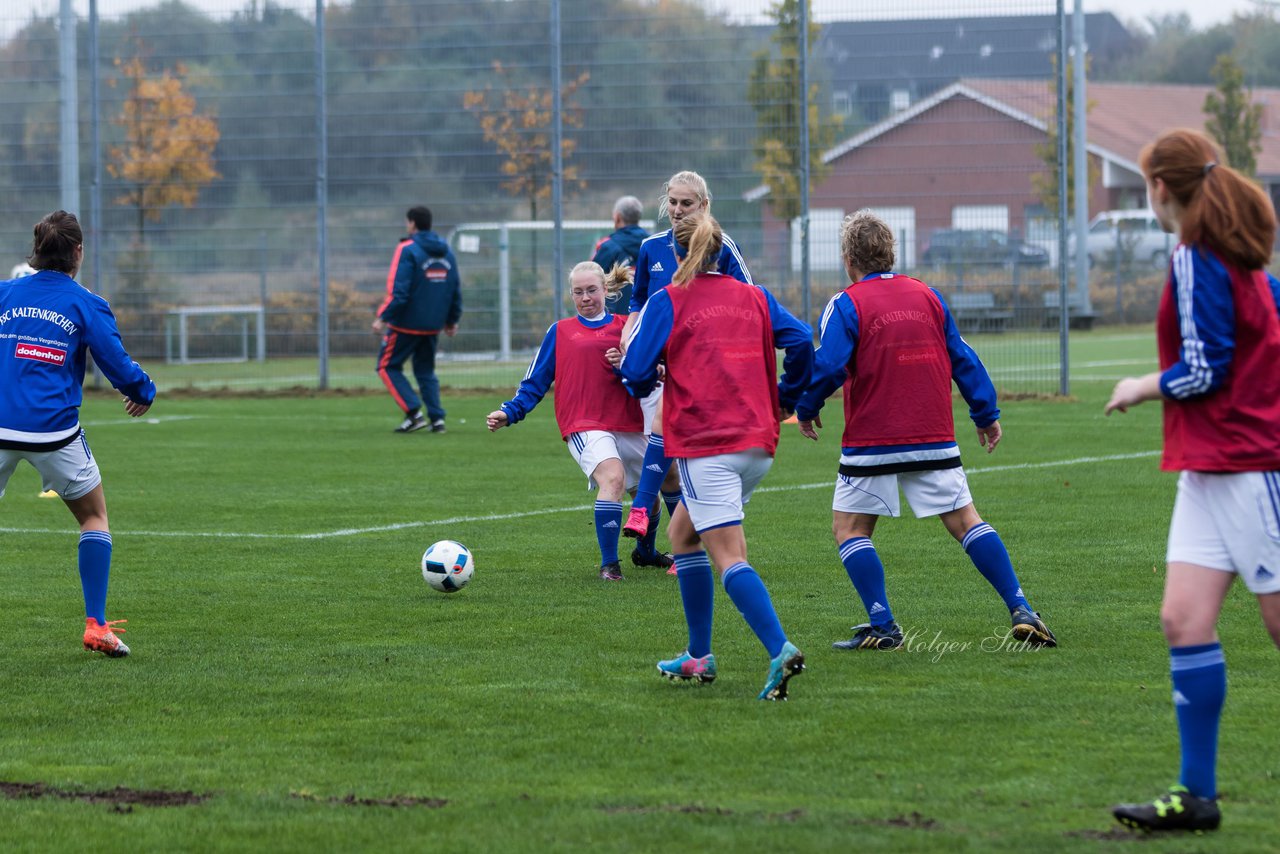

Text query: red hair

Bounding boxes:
[1139,128,1275,270]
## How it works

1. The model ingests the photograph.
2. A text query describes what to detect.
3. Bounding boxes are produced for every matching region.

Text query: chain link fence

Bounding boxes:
[1,0,1104,395]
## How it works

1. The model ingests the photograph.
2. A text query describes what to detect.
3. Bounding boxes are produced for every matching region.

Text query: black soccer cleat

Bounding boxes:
[1010,606,1057,647]
[1113,786,1221,833]
[631,548,674,570]
[833,622,903,651]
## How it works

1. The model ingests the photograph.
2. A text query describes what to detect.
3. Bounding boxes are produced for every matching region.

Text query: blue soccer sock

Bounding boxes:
[631,434,671,521]
[593,500,623,566]
[638,499,662,556]
[78,530,113,625]
[661,488,681,519]
[675,552,715,658]
[1171,642,1226,799]
[961,523,1030,612]
[722,561,787,658]
[838,537,895,627]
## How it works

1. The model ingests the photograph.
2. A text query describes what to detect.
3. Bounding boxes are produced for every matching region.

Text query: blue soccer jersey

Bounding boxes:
[0,270,154,448]
[629,228,753,313]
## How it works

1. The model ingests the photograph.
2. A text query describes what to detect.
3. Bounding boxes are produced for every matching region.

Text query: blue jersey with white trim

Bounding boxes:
[629,228,753,312]
[1155,245,1280,472]
[0,270,155,446]
[1157,246,1279,400]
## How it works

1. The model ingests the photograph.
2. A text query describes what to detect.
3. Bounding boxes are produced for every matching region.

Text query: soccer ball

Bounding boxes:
[421,540,474,593]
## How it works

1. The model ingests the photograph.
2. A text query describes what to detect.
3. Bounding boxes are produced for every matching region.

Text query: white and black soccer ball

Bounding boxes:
[421,540,474,593]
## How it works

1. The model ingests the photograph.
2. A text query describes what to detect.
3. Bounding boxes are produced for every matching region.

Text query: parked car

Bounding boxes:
[1069,210,1175,269]
[921,229,1049,268]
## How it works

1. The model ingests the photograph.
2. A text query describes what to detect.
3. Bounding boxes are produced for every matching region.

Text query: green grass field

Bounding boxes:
[2,328,1276,852]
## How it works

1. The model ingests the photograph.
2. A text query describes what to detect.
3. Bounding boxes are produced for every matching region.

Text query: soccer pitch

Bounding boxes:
[2,328,1275,851]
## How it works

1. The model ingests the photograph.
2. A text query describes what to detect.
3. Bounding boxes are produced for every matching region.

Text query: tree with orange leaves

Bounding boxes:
[108,56,220,239]
[463,61,589,222]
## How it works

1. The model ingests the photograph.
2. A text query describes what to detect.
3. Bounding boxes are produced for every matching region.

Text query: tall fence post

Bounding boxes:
[88,0,104,389]
[1056,0,1070,396]
[315,0,330,389]
[59,0,80,217]
[798,0,811,324]
[550,0,564,314]
[499,224,511,362]
[1073,0,1091,318]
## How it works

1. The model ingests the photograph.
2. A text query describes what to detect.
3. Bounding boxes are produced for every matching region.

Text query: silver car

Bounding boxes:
[1072,210,1176,269]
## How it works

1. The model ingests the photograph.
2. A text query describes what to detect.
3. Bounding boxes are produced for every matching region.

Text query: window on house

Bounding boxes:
[890,89,910,113]
[951,205,1009,232]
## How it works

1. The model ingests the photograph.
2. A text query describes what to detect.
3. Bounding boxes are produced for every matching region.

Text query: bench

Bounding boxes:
[948,292,1013,333]
[1042,291,1098,331]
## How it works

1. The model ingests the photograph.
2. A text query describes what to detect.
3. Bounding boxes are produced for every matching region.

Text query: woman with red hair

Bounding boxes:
[1107,128,1280,833]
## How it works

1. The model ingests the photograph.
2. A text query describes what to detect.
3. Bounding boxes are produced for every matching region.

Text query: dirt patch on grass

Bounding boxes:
[0,781,207,807]
[291,791,448,808]
[601,803,735,816]
[850,811,940,830]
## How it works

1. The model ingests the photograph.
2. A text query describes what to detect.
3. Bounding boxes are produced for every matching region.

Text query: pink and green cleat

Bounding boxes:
[656,650,717,683]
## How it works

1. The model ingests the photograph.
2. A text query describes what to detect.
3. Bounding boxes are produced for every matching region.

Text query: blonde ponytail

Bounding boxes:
[671,213,723,287]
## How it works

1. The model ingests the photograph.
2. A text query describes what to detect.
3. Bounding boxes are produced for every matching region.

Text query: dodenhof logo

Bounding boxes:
[14,342,67,365]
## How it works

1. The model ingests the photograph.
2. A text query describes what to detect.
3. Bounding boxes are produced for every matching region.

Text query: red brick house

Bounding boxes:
[747,78,1280,272]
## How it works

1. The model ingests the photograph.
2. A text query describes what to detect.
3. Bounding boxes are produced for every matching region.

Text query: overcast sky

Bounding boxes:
[1,0,1272,37]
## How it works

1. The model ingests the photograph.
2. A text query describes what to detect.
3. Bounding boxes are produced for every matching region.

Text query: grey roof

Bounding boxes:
[817,13,1134,94]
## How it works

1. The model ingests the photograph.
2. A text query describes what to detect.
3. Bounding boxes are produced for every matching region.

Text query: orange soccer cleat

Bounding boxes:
[83,618,130,658]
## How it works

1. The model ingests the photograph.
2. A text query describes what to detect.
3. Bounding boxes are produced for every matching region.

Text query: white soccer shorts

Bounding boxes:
[676,449,774,533]
[567,430,647,491]
[1166,470,1280,594]
[639,381,664,435]
[0,430,101,501]
[832,466,973,518]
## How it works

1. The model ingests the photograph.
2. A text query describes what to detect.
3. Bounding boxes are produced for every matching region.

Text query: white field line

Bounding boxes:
[2,450,1159,541]
[81,415,200,428]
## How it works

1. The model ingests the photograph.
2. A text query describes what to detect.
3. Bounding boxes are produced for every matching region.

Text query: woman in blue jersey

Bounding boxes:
[486,261,669,580]
[620,212,813,701]
[0,210,156,657]
[620,170,754,545]
[1107,128,1280,834]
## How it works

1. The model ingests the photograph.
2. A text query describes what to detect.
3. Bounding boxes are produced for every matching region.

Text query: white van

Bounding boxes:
[1071,210,1175,269]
